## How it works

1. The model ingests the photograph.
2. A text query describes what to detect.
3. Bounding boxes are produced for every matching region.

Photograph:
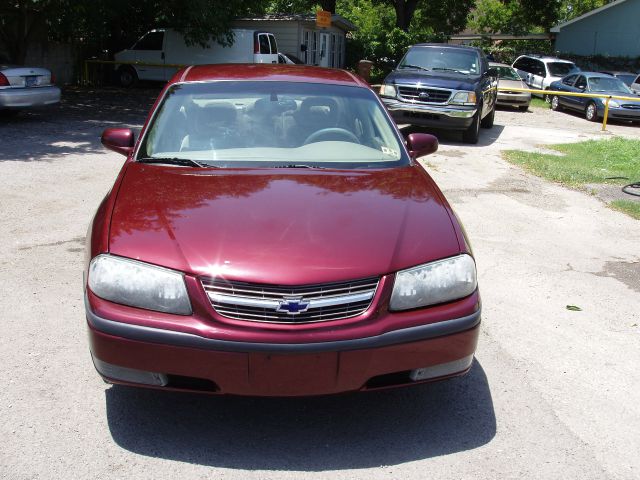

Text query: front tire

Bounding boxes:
[117,66,138,88]
[480,106,495,129]
[585,102,598,122]
[462,112,480,144]
[551,95,562,111]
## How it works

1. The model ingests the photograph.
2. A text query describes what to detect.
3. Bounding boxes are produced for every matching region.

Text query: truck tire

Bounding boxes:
[480,106,495,128]
[117,66,138,88]
[462,112,480,144]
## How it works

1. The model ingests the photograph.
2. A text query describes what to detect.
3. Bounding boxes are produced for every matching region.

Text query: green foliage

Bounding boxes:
[469,0,612,36]
[340,0,470,81]
[610,200,640,220]
[0,0,267,63]
[503,138,640,187]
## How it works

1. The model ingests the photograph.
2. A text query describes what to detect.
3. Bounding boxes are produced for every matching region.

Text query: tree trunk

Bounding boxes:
[319,1,336,12]
[393,0,420,31]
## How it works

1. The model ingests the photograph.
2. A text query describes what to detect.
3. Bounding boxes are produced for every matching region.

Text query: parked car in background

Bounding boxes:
[114,28,279,87]
[512,54,579,100]
[631,74,640,94]
[490,62,531,111]
[0,58,60,113]
[86,64,481,396]
[379,43,497,144]
[549,72,640,123]
[599,71,637,87]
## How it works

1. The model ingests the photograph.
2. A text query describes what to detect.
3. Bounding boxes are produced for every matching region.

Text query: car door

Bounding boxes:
[632,75,640,94]
[558,74,579,109]
[572,75,589,110]
[131,31,165,81]
[513,57,533,84]
[529,60,546,91]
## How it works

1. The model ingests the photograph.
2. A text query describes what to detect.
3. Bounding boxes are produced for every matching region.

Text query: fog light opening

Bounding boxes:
[92,355,168,387]
[409,354,474,381]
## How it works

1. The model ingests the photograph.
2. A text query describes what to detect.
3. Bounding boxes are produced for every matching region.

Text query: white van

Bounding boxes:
[114,29,279,86]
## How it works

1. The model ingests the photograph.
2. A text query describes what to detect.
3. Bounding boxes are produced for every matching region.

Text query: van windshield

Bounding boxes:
[138,81,408,169]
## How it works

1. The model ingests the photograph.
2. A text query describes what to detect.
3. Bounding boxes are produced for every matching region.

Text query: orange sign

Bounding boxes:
[316,10,331,28]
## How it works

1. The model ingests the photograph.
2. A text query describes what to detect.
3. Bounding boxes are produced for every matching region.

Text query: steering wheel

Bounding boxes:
[303,128,360,145]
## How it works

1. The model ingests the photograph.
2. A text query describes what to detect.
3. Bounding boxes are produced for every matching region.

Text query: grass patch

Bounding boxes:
[503,137,640,187]
[529,97,549,109]
[610,200,640,219]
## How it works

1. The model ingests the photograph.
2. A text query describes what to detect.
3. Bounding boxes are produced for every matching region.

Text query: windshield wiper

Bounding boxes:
[399,64,430,71]
[432,67,465,74]
[137,157,209,168]
[274,164,327,169]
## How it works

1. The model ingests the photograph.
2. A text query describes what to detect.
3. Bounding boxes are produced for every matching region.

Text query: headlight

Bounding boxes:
[390,254,477,311]
[88,254,192,315]
[379,84,397,97]
[607,99,620,108]
[450,91,477,105]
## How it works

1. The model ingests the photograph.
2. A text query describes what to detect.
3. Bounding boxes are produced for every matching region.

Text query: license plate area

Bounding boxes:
[248,352,338,395]
[25,76,38,87]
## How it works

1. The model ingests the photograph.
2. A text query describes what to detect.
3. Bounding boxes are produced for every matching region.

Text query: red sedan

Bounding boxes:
[85,64,480,396]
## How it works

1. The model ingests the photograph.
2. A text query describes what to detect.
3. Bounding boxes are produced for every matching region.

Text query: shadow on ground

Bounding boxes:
[105,360,495,470]
[401,124,505,147]
[0,86,160,162]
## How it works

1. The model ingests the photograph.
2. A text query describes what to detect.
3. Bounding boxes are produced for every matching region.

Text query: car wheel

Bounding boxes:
[550,96,562,111]
[544,89,551,103]
[117,66,138,88]
[518,105,529,112]
[462,112,480,144]
[585,102,598,122]
[480,106,495,129]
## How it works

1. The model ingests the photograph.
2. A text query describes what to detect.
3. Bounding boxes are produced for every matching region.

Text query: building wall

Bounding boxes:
[555,0,640,56]
[232,19,347,67]
[25,42,78,85]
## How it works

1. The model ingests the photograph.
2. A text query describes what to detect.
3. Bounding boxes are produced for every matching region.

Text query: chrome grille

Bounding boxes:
[202,277,379,323]
[621,104,640,109]
[397,86,451,104]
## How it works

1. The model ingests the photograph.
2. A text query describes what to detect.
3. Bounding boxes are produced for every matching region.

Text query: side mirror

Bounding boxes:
[101,128,134,156]
[486,67,498,78]
[406,133,438,159]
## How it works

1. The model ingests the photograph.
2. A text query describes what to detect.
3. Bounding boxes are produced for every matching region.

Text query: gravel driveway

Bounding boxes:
[1,88,639,480]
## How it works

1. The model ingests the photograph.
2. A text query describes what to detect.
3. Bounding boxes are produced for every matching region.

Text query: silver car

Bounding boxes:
[0,59,61,112]
[490,62,531,111]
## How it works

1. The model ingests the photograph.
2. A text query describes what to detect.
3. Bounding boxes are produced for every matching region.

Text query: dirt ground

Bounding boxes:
[1,88,639,480]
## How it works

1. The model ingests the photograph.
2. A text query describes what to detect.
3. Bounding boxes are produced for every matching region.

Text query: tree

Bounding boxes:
[0,0,268,65]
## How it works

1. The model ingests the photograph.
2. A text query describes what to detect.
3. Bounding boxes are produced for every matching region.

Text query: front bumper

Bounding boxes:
[0,85,61,109]
[497,92,531,107]
[606,106,640,121]
[382,98,476,130]
[87,302,481,396]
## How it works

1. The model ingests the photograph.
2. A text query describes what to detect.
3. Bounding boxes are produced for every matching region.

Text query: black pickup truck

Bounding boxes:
[379,44,497,144]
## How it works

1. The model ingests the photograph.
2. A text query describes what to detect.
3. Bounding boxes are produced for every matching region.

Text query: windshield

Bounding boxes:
[399,47,480,75]
[495,66,521,81]
[547,62,579,77]
[614,74,635,86]
[138,81,408,168]
[588,76,633,94]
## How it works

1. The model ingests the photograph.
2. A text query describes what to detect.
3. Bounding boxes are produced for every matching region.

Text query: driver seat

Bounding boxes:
[288,97,339,146]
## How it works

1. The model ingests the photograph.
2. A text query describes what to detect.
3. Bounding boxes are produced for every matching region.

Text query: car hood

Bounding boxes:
[385,70,480,91]
[498,79,526,90]
[109,163,461,284]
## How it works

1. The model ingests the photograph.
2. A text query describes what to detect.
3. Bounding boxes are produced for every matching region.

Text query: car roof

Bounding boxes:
[489,62,512,68]
[409,43,482,52]
[600,70,636,75]
[579,71,626,78]
[516,54,575,64]
[172,64,368,87]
